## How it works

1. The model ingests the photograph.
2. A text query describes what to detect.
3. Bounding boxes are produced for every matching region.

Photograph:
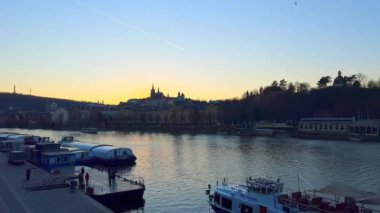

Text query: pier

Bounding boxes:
[0,152,112,213]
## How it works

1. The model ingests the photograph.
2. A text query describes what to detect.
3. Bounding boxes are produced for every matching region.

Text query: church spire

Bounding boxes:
[150,84,156,98]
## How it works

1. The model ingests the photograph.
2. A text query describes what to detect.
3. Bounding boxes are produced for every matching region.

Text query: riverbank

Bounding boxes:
[0,152,112,213]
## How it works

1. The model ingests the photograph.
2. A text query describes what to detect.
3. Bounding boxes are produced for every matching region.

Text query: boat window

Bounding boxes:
[260,187,266,194]
[221,197,232,210]
[329,125,333,130]
[63,156,68,162]
[319,124,322,130]
[240,204,253,213]
[367,127,371,134]
[341,125,345,130]
[214,193,220,204]
[335,124,338,130]
[374,128,378,135]
[299,124,303,129]
[324,125,327,130]
[56,157,61,164]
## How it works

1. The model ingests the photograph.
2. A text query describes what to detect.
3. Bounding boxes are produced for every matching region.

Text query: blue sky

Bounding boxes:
[0,0,379,103]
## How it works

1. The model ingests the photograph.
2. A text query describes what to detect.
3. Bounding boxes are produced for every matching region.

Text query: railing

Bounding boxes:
[117,174,145,187]
[277,194,380,213]
[22,175,68,191]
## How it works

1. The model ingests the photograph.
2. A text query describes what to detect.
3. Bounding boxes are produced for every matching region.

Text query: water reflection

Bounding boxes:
[2,128,380,212]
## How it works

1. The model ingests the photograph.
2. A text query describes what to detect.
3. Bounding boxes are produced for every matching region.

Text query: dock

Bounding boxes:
[78,166,145,212]
[80,166,144,194]
[0,152,113,213]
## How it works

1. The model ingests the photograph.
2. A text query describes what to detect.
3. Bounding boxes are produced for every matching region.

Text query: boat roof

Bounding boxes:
[300,117,355,122]
[315,182,375,199]
[358,194,380,205]
[61,142,107,150]
[64,147,88,152]
[7,134,32,139]
[247,178,283,187]
[0,140,25,143]
[91,146,130,152]
[42,151,75,156]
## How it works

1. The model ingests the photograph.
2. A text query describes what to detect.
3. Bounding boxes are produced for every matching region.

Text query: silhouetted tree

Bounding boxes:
[344,75,357,86]
[271,81,279,88]
[279,79,287,91]
[353,80,361,88]
[317,76,331,88]
[298,82,310,93]
[368,80,379,88]
[288,83,295,93]
[356,73,368,87]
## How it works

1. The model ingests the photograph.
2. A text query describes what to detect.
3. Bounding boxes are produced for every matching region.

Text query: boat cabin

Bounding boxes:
[59,136,74,144]
[298,117,355,133]
[0,140,25,152]
[89,146,134,160]
[246,178,284,195]
[41,151,75,170]
[8,150,27,165]
[66,148,89,163]
[348,120,380,137]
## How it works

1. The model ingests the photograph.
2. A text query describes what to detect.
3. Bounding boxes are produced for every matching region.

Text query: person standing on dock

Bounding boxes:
[108,169,111,185]
[79,172,84,185]
[81,166,85,174]
[85,172,90,185]
[26,168,31,181]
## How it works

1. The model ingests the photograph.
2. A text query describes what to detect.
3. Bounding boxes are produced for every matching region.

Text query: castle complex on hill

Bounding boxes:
[149,85,185,100]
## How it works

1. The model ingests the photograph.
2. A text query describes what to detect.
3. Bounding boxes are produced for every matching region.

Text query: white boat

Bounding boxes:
[59,136,137,166]
[206,177,379,213]
[81,128,98,134]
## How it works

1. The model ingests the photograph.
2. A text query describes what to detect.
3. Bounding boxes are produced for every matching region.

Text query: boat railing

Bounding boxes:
[277,193,380,213]
[117,174,145,187]
[22,175,68,191]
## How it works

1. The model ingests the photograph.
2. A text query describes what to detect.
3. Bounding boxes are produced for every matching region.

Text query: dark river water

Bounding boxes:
[2,128,380,212]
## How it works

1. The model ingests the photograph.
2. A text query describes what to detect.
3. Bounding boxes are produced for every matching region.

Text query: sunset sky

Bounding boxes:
[1,0,379,104]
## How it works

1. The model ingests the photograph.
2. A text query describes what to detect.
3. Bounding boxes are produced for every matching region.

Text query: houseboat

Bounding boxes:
[295,117,355,140]
[347,119,380,142]
[59,136,137,166]
[206,177,379,213]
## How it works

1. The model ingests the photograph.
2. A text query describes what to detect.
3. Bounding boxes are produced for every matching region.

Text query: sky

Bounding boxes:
[0,0,379,104]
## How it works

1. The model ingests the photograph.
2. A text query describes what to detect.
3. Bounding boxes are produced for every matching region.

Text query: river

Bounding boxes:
[2,128,380,212]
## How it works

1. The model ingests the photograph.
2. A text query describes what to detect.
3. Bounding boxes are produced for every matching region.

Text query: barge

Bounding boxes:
[78,166,145,212]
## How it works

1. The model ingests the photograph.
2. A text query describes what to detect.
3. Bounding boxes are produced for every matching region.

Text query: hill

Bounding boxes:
[0,93,93,112]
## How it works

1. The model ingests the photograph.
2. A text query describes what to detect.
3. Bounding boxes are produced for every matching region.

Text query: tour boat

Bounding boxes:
[206,177,379,213]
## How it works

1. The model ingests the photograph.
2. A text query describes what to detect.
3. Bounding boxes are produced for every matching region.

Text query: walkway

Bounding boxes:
[0,153,113,213]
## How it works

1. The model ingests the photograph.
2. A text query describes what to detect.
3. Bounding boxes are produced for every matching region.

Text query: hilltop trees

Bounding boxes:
[344,75,357,86]
[279,79,288,90]
[317,76,331,88]
[288,83,295,93]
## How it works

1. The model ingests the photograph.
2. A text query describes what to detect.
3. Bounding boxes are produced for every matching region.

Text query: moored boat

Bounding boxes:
[206,177,380,213]
[59,136,137,166]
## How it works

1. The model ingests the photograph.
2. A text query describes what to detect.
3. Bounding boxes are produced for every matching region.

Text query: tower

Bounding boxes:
[13,85,16,94]
[150,84,156,98]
